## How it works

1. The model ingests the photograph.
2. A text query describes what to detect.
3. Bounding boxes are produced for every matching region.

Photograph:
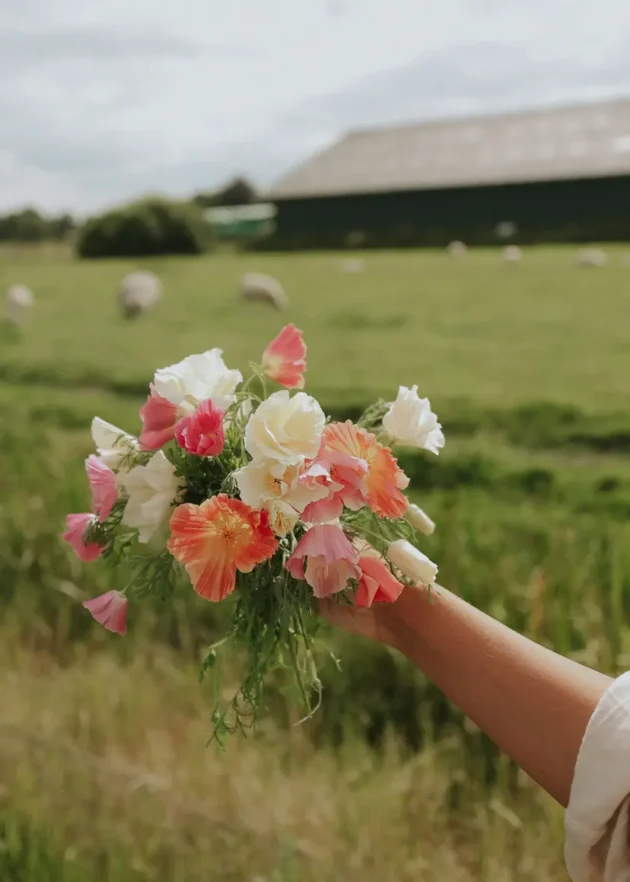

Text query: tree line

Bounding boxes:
[2,177,260,256]
[0,208,75,242]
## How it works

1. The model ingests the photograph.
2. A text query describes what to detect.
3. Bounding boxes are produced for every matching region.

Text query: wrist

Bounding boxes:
[384,584,434,657]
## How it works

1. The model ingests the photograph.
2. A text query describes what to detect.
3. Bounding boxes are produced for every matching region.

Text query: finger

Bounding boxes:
[318,598,358,628]
[318,599,375,638]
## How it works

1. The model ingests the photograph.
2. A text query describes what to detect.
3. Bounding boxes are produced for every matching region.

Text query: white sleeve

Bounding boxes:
[565,671,630,881]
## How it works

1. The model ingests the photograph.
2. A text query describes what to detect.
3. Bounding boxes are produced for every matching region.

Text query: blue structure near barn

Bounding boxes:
[264,98,630,248]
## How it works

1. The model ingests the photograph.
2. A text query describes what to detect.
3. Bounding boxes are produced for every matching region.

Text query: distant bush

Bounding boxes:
[0,208,74,243]
[76,198,211,259]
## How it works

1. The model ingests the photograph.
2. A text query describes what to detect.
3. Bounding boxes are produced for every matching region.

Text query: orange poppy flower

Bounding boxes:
[321,421,409,519]
[168,495,278,602]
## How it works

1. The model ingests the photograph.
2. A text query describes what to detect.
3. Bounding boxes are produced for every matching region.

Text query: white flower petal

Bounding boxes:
[267,499,300,537]
[153,348,242,411]
[382,386,445,453]
[234,459,285,509]
[91,417,138,473]
[245,391,325,464]
[122,452,182,544]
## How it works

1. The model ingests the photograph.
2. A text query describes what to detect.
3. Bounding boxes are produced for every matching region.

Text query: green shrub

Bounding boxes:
[76,198,211,259]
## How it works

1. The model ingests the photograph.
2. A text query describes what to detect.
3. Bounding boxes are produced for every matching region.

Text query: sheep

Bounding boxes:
[339,258,366,274]
[447,240,467,257]
[118,271,162,319]
[576,249,608,268]
[5,285,34,325]
[503,245,523,264]
[240,273,288,310]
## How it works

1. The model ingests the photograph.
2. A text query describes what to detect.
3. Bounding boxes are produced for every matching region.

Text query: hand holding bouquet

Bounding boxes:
[64,324,444,742]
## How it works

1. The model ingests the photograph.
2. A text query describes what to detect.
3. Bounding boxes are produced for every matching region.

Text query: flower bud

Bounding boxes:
[387,539,438,586]
[404,504,435,536]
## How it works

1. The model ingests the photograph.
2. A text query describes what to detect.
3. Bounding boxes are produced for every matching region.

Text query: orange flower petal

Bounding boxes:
[168,495,278,602]
[322,421,409,518]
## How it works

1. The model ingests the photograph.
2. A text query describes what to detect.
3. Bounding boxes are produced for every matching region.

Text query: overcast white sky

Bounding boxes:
[1,0,630,215]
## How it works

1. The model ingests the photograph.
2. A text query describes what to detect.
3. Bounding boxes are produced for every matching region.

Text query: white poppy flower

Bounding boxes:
[122,452,182,544]
[245,391,325,464]
[153,348,242,413]
[387,539,438,586]
[91,417,138,473]
[235,458,289,509]
[235,460,300,536]
[382,386,445,454]
[235,457,330,515]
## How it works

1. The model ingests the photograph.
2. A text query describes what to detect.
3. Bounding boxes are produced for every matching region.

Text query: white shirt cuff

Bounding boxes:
[565,671,630,881]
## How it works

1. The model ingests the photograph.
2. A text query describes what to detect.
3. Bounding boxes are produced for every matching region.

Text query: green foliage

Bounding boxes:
[193,176,258,208]
[76,198,211,258]
[0,208,74,242]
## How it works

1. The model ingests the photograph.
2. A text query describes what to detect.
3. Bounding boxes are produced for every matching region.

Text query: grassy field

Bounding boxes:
[3,244,630,880]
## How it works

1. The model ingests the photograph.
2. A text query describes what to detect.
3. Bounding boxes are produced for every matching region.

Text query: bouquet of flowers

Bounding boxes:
[63,324,444,741]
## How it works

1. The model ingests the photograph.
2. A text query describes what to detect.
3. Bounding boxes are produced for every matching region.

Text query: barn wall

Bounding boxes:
[268,175,630,248]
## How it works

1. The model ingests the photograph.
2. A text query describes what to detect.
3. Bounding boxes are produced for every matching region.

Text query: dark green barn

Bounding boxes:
[265,98,630,248]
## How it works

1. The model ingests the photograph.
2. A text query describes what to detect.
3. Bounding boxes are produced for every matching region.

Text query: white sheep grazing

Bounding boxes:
[118,271,162,319]
[576,248,608,268]
[503,245,523,264]
[5,285,34,325]
[240,273,288,310]
[447,240,467,257]
[339,258,366,274]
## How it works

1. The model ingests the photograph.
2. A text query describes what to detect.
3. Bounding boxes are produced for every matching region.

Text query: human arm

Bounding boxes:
[320,583,612,808]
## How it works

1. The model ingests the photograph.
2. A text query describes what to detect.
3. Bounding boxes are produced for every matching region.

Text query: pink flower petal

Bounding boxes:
[290,524,357,564]
[300,449,368,523]
[285,524,360,596]
[354,553,404,608]
[305,555,361,598]
[301,493,344,524]
[63,513,103,562]
[354,573,379,608]
[86,455,118,522]
[83,590,128,635]
[174,399,225,457]
[139,384,179,450]
[262,324,307,390]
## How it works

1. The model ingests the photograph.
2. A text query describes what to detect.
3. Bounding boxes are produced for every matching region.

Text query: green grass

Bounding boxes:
[3,244,630,879]
[2,245,630,409]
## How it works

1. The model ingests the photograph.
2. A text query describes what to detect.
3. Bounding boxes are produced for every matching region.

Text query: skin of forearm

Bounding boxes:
[382,586,612,807]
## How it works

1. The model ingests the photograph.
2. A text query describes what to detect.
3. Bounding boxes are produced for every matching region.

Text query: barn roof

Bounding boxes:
[267,97,630,200]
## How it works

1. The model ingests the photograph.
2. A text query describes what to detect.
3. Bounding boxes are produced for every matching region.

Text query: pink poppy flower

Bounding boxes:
[262,324,307,390]
[86,455,118,522]
[286,524,361,598]
[174,399,225,457]
[63,513,103,562]
[83,590,128,635]
[354,551,404,608]
[320,421,409,519]
[139,384,179,450]
[301,448,368,523]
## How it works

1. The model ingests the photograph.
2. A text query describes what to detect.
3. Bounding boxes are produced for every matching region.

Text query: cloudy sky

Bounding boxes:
[2,0,630,215]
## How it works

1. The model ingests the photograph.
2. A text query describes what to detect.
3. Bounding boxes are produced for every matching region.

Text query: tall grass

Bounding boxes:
[0,638,567,882]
